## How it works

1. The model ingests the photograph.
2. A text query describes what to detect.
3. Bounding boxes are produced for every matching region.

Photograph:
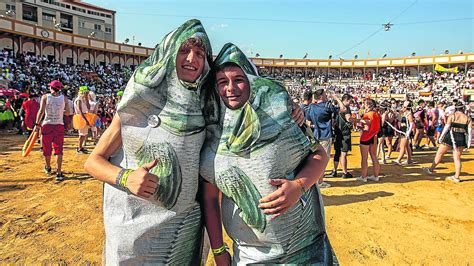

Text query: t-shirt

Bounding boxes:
[305,101,339,140]
[360,111,381,141]
[335,107,352,137]
[21,99,40,129]
[300,103,309,117]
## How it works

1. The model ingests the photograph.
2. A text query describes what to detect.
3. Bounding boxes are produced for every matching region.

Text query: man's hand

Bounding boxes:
[258,179,303,220]
[126,160,159,199]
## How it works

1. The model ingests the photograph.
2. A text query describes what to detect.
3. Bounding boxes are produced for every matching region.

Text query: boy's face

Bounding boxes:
[175,41,206,83]
[216,66,250,110]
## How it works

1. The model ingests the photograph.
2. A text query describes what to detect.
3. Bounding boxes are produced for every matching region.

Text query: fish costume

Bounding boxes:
[200,43,333,264]
[103,19,212,264]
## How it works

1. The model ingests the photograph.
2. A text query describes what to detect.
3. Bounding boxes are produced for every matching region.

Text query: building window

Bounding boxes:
[22,4,38,22]
[42,12,55,21]
[6,4,15,12]
[78,21,85,28]
[105,27,112,33]
[94,24,102,31]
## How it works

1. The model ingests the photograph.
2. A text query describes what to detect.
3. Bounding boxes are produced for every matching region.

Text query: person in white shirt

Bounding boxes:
[33,80,70,181]
[74,86,91,154]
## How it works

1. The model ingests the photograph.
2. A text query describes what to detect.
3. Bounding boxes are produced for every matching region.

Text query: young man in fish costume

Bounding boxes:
[200,43,334,264]
[85,19,213,264]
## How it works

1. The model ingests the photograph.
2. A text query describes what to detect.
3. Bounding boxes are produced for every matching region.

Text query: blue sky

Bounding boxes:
[87,0,473,59]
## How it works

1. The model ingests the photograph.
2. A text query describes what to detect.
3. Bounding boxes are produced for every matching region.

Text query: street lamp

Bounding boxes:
[123,38,129,44]
[328,55,332,59]
[89,31,96,38]
[411,52,416,57]
[354,54,358,59]
[382,54,387,58]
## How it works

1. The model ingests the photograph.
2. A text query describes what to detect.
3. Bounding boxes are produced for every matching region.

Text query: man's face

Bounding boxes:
[175,41,206,83]
[343,98,352,106]
[216,66,250,110]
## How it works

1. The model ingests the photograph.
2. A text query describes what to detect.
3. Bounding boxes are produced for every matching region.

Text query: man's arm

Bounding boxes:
[331,94,347,113]
[64,97,70,116]
[34,95,47,130]
[76,98,91,126]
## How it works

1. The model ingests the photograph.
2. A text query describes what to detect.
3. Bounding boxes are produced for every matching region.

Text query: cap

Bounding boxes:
[79,85,89,93]
[117,90,124,97]
[49,80,63,90]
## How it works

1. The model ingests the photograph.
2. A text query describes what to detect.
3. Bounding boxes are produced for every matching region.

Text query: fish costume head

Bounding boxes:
[211,43,295,155]
[117,19,213,135]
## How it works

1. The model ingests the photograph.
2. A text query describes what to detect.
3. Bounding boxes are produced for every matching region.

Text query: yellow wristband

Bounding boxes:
[212,244,228,256]
[119,169,133,188]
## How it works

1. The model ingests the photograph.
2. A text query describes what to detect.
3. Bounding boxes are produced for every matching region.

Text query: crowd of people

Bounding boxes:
[0,49,125,138]
[279,69,469,102]
[300,88,472,186]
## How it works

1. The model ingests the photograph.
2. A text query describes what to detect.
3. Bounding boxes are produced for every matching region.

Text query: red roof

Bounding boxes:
[63,0,116,14]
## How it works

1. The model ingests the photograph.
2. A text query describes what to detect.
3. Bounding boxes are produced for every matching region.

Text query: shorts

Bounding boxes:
[427,126,435,137]
[415,121,424,129]
[319,138,332,157]
[78,126,89,136]
[334,135,351,161]
[360,135,377,146]
[42,124,65,156]
[382,126,395,137]
[334,134,352,152]
[435,125,443,133]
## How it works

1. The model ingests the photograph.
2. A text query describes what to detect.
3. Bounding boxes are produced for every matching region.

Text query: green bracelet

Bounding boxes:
[212,244,228,256]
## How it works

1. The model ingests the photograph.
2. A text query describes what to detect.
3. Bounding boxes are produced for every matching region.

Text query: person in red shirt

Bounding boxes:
[358,98,381,182]
[21,93,40,133]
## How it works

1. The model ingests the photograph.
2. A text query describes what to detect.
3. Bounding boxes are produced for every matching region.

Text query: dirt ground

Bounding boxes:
[1,132,473,265]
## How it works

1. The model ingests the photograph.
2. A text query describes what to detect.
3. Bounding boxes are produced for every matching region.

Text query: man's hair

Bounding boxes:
[428,101,435,107]
[312,88,325,99]
[180,37,205,51]
[342,94,353,102]
[302,89,312,101]
[418,99,425,105]
[455,101,465,111]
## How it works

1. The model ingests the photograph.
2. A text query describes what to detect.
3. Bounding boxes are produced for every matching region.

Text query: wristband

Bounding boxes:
[295,178,306,195]
[116,168,133,194]
[211,244,228,256]
[115,168,126,186]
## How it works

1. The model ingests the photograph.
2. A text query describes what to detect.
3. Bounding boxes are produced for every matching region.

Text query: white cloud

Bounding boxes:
[211,23,229,30]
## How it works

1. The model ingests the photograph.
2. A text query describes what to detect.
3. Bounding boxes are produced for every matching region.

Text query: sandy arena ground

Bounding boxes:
[1,132,473,264]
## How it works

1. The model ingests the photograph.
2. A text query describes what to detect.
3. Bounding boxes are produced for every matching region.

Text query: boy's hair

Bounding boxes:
[180,37,205,51]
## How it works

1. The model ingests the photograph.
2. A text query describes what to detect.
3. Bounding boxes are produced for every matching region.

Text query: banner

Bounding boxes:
[463,89,474,96]
[434,64,458,73]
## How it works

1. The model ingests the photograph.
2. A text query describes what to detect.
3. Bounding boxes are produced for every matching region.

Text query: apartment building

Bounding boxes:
[0,0,115,42]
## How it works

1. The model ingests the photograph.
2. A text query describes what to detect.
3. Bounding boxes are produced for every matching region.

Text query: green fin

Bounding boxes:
[136,142,182,209]
[226,103,261,153]
[217,166,266,232]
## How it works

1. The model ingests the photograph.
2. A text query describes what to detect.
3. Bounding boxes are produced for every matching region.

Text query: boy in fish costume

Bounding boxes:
[200,43,334,264]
